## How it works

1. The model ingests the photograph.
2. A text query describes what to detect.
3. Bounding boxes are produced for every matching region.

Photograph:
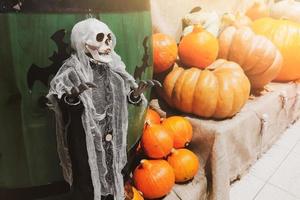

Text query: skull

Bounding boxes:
[71,18,115,63]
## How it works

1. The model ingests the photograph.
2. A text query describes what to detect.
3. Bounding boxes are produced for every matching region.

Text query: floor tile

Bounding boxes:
[230,174,265,200]
[254,183,298,200]
[274,125,300,150]
[269,152,300,198]
[292,141,300,155]
[249,143,290,181]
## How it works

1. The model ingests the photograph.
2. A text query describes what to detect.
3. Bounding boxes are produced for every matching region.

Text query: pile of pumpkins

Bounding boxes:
[129,108,199,199]
[153,0,300,120]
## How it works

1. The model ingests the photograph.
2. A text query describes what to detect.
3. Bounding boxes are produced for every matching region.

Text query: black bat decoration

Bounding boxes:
[27,29,70,91]
[134,36,150,80]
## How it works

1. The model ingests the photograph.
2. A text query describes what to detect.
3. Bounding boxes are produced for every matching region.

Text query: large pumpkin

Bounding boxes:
[218,26,282,89]
[161,60,250,119]
[153,33,178,74]
[252,17,300,81]
[162,116,193,148]
[133,159,175,199]
[167,149,199,183]
[270,0,300,24]
[141,124,173,159]
[179,26,219,69]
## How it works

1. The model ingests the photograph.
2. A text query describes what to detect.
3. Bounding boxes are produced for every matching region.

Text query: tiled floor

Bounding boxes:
[230,120,300,200]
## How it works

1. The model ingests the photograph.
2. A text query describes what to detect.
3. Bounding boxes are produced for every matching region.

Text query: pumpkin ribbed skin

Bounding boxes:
[179,26,219,69]
[218,26,282,89]
[133,160,175,199]
[153,33,178,73]
[162,60,250,119]
[162,116,193,148]
[167,149,199,183]
[252,18,300,81]
[141,124,173,159]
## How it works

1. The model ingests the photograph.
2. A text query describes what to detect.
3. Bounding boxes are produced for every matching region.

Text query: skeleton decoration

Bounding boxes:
[47,18,160,200]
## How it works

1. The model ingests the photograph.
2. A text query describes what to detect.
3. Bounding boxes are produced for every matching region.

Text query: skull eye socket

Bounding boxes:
[107,33,112,41]
[96,33,105,42]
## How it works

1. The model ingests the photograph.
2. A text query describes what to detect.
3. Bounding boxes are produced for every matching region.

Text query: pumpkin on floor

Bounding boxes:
[179,25,219,69]
[167,149,199,183]
[246,0,270,20]
[125,183,144,200]
[252,17,300,81]
[144,108,161,127]
[162,116,193,148]
[153,33,178,74]
[141,123,173,159]
[161,60,250,119]
[218,26,282,89]
[133,159,175,199]
[270,0,300,24]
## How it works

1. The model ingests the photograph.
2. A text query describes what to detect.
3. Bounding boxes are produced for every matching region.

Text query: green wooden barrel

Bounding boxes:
[0,0,152,197]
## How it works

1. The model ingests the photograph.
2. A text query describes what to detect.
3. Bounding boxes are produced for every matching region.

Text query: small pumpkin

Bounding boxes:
[133,159,175,199]
[141,123,173,158]
[144,108,160,127]
[161,60,250,119]
[162,116,193,148]
[125,183,144,200]
[153,33,178,74]
[246,0,270,20]
[179,26,219,69]
[167,149,199,183]
[252,17,300,81]
[218,26,282,89]
[270,0,300,24]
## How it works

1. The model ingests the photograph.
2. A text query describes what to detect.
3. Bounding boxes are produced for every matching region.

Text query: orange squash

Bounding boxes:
[125,183,144,200]
[141,124,173,158]
[161,60,250,119]
[162,116,193,148]
[153,33,178,73]
[246,0,270,20]
[252,17,300,81]
[218,26,282,89]
[178,26,219,69]
[167,149,199,183]
[144,108,160,126]
[133,159,175,199]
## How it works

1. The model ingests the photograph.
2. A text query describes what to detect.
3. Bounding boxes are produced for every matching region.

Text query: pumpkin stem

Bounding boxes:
[171,148,177,154]
[185,142,190,147]
[193,25,204,33]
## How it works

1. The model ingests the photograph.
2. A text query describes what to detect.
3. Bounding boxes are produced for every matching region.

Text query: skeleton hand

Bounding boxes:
[64,82,97,105]
[132,80,162,97]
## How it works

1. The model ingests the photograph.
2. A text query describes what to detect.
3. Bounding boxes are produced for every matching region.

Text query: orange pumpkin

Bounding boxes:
[161,60,250,119]
[133,159,175,199]
[178,26,219,69]
[125,183,144,200]
[141,124,173,158]
[252,18,300,81]
[144,108,160,126]
[218,26,282,89]
[246,0,270,20]
[167,149,199,183]
[153,33,178,73]
[162,116,193,148]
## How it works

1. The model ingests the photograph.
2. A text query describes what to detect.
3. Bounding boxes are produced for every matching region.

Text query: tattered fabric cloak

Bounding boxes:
[47,18,145,200]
